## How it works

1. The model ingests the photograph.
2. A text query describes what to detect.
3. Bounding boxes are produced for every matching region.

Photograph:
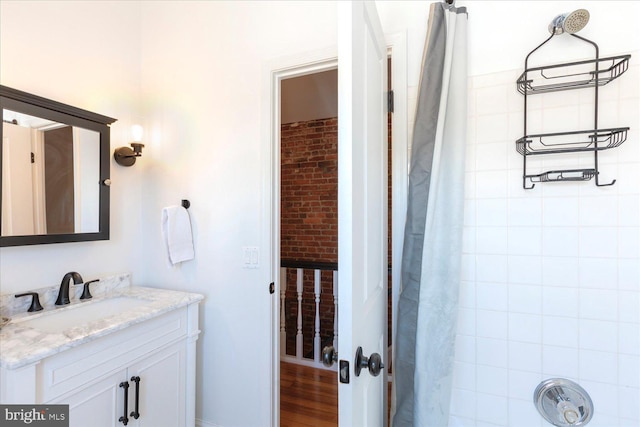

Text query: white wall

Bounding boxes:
[0,2,144,292]
[136,2,342,425]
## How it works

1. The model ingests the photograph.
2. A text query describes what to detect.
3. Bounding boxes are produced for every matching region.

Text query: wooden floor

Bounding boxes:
[280,362,391,426]
[280,362,338,427]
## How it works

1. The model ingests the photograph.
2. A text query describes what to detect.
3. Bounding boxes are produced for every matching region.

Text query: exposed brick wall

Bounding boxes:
[281,118,338,358]
[280,114,394,363]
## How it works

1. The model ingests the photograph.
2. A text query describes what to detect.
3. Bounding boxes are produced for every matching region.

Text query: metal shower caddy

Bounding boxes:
[517,31,631,189]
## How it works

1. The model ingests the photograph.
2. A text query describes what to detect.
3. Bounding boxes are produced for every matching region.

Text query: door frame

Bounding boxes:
[263,32,407,427]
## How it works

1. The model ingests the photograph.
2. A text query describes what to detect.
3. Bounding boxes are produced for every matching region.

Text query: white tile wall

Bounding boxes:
[450,53,640,426]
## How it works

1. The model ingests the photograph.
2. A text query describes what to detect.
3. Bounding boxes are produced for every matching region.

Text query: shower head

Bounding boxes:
[548,9,590,35]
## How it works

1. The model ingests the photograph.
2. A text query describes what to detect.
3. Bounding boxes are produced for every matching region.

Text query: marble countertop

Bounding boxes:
[0,285,203,370]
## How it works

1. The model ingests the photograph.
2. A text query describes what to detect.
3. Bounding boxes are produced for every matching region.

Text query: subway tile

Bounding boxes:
[476,393,508,426]
[508,398,542,427]
[509,313,542,344]
[508,255,542,285]
[459,281,476,309]
[463,227,476,254]
[508,284,542,314]
[461,254,476,282]
[618,354,640,387]
[542,287,579,318]
[580,380,619,418]
[456,334,477,363]
[476,254,508,283]
[449,415,476,427]
[466,171,477,200]
[542,316,579,348]
[477,310,508,340]
[619,64,640,99]
[579,196,618,227]
[476,114,509,144]
[476,171,509,198]
[476,141,509,171]
[579,227,618,258]
[542,345,579,378]
[476,86,509,116]
[476,199,508,227]
[542,257,579,288]
[477,282,508,312]
[542,105,580,134]
[476,365,508,396]
[458,308,477,336]
[542,227,579,257]
[542,197,579,227]
[618,258,640,291]
[619,227,640,258]
[508,198,542,227]
[476,337,508,368]
[464,199,476,226]
[508,227,542,256]
[618,195,640,227]
[508,370,542,401]
[619,291,640,323]
[579,258,618,289]
[451,388,477,419]
[477,227,508,254]
[579,350,618,383]
[579,289,618,321]
[619,323,640,356]
[617,163,640,195]
[453,361,476,391]
[617,386,640,421]
[508,341,541,372]
[466,139,477,171]
[579,319,618,353]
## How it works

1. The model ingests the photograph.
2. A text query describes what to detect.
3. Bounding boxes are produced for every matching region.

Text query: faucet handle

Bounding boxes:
[77,279,99,300]
[15,292,44,312]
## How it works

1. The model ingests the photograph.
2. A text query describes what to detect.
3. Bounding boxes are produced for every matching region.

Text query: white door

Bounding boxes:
[1,123,35,236]
[337,1,388,425]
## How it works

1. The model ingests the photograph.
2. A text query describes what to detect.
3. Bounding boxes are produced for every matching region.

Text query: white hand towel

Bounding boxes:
[162,206,195,266]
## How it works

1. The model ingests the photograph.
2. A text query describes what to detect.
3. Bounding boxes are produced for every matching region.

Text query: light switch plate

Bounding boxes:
[242,246,259,268]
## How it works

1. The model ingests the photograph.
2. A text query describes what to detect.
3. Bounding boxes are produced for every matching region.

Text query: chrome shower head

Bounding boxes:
[548,9,590,35]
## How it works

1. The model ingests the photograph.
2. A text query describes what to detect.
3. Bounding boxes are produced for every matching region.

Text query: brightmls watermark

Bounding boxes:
[0,405,68,426]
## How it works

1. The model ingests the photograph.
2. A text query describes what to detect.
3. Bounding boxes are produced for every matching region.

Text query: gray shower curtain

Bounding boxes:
[392,2,467,426]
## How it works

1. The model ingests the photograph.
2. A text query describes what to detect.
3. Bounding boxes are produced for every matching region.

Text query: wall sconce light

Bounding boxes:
[114,124,145,166]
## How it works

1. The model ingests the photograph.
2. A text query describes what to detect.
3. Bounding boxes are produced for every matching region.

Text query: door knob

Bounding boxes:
[322,345,338,367]
[354,346,384,377]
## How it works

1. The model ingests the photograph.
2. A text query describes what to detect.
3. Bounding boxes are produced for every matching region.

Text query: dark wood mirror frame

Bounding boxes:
[0,85,117,247]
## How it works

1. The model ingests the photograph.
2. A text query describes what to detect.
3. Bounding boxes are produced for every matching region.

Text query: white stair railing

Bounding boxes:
[279,261,338,370]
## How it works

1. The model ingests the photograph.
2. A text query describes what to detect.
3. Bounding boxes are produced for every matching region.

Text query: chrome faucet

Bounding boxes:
[55,272,83,305]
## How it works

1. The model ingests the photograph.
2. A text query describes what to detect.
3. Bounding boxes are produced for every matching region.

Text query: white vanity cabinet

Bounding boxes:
[0,302,199,427]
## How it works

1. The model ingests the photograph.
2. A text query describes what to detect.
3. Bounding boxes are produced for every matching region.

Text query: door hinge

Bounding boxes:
[387,90,394,113]
[31,152,35,164]
[269,282,275,294]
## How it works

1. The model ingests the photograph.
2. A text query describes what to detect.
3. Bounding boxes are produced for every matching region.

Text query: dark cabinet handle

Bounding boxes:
[119,381,129,425]
[130,376,141,419]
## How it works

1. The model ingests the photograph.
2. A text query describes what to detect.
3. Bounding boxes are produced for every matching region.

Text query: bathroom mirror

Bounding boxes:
[0,85,116,246]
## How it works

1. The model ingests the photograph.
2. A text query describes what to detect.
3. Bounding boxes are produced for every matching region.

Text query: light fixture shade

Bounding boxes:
[131,124,144,142]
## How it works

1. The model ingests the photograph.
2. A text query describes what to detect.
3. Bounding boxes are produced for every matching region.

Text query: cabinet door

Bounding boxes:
[52,370,126,427]
[129,342,186,427]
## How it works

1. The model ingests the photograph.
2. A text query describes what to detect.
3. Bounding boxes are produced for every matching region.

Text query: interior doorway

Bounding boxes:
[269,34,407,426]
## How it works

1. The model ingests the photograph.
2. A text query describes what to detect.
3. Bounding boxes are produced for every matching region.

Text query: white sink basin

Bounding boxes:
[16,297,149,333]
